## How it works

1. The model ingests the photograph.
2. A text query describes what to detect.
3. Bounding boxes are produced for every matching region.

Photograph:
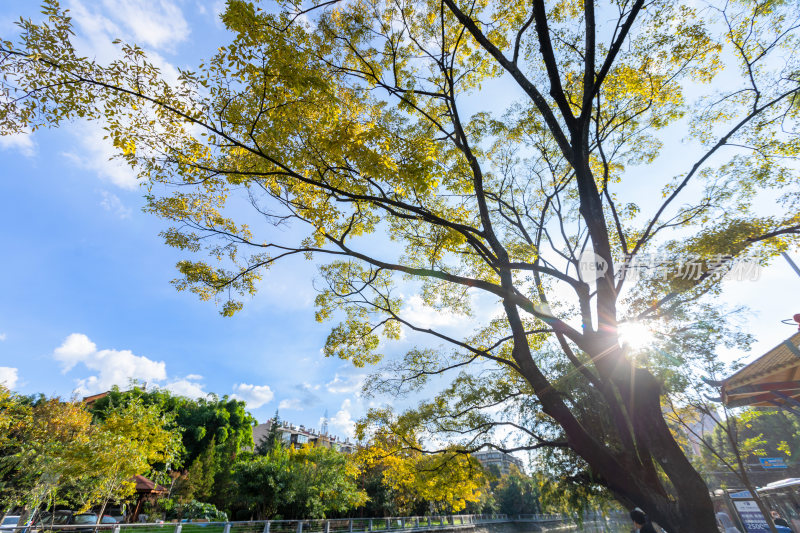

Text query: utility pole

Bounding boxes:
[783,252,800,279]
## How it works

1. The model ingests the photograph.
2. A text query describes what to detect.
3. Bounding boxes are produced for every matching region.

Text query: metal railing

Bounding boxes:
[513,514,565,522]
[2,514,520,533]
[3,512,620,533]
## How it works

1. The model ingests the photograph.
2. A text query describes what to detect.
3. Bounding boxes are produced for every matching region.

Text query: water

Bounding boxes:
[535,520,629,533]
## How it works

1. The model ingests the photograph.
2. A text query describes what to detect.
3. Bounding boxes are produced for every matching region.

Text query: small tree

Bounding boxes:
[255,411,284,455]
[234,443,365,519]
[0,388,93,520]
[288,445,368,518]
[356,428,485,514]
[174,437,217,504]
[495,470,541,517]
[0,388,181,522]
[77,399,182,522]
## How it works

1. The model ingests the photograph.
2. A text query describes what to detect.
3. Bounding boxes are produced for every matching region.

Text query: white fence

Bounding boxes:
[4,513,612,533]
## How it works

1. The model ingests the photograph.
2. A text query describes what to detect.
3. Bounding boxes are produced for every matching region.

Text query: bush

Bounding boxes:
[162,499,227,521]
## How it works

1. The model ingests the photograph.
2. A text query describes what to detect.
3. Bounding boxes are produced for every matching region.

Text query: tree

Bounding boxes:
[288,445,368,518]
[356,428,484,514]
[233,443,366,519]
[0,386,94,518]
[357,460,406,517]
[233,445,296,519]
[2,0,799,529]
[174,437,218,504]
[0,387,180,521]
[495,471,541,517]
[255,411,285,455]
[75,399,182,522]
[668,401,798,533]
[89,386,256,467]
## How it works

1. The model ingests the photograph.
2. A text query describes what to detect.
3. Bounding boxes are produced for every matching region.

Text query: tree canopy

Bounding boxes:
[88,385,256,466]
[234,441,367,519]
[0,385,180,517]
[2,0,799,530]
[355,428,485,514]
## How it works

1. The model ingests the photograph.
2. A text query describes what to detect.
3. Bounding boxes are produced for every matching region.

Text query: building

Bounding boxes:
[82,391,110,407]
[471,449,524,475]
[711,331,800,411]
[252,419,357,454]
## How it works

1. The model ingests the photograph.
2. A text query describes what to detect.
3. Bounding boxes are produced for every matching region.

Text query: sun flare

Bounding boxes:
[618,321,655,350]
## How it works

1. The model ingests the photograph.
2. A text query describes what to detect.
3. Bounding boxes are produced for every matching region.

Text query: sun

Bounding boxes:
[618,321,655,350]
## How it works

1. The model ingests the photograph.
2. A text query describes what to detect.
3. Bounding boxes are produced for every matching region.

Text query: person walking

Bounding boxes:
[630,508,657,533]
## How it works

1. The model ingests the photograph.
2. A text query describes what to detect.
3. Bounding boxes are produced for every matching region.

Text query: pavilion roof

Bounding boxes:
[131,474,168,494]
[719,332,800,409]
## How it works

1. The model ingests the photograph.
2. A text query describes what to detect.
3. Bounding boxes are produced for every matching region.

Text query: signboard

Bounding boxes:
[729,490,753,499]
[759,457,788,470]
[733,500,771,532]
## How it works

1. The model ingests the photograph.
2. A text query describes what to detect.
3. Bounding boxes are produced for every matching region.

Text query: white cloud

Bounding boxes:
[278,398,304,410]
[165,377,208,399]
[62,123,139,190]
[100,191,133,219]
[326,373,366,395]
[57,2,184,190]
[54,333,98,372]
[66,0,123,62]
[329,399,355,438]
[0,333,6,341]
[68,0,188,55]
[232,383,275,408]
[103,0,190,51]
[53,333,166,394]
[0,132,35,157]
[0,367,19,389]
[402,294,464,328]
[211,0,227,26]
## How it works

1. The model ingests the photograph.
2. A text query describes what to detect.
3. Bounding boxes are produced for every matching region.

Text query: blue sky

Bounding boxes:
[0,0,378,438]
[1,0,799,442]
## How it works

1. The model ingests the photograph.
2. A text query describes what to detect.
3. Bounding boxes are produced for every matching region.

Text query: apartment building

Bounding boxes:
[252,419,357,454]
[472,449,525,475]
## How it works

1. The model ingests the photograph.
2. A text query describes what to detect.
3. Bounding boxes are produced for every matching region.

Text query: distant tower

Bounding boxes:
[321,409,329,435]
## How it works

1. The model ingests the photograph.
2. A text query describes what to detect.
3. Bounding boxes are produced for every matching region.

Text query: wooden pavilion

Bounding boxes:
[710,332,800,412]
[130,474,169,521]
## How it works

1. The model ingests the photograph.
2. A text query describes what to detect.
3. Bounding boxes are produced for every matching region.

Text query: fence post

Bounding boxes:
[368,519,373,532]
[263,522,271,533]
[426,517,431,528]
[297,521,304,533]
[174,524,182,533]
[324,521,330,533]
[349,520,353,533]
[414,518,419,529]
[223,523,231,533]
[113,526,121,533]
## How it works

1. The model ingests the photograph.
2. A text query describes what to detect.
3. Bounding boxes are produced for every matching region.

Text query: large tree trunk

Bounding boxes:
[624,372,719,532]
[514,324,719,532]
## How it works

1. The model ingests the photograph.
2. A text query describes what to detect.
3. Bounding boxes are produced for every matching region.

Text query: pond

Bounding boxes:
[534,520,630,533]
